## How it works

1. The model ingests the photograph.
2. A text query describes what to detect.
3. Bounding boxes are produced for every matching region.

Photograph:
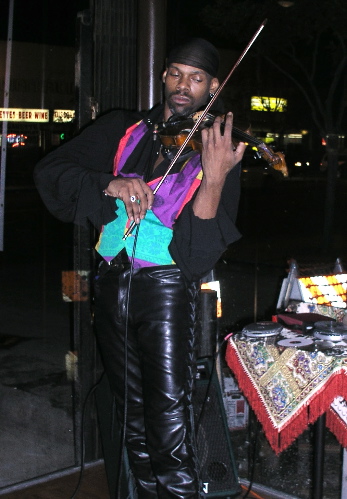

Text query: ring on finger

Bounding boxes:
[130,195,136,203]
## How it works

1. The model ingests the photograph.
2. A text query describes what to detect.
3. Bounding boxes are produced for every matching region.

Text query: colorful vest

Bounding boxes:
[96,120,203,268]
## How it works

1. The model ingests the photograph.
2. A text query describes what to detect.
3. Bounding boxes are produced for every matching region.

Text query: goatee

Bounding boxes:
[167,91,195,117]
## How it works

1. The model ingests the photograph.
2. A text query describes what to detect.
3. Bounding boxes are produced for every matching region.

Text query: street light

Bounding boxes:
[278,1,295,6]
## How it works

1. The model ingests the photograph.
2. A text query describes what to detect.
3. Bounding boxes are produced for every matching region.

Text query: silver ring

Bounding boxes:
[130,195,136,203]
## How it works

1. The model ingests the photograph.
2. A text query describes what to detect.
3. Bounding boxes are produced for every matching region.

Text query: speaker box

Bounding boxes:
[194,358,241,498]
[96,361,240,498]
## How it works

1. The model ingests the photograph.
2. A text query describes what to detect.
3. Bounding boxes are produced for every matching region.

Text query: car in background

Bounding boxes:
[288,157,320,177]
[320,151,347,178]
[284,144,317,177]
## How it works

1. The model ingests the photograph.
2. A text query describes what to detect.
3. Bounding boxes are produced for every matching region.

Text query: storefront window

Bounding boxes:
[0,0,81,489]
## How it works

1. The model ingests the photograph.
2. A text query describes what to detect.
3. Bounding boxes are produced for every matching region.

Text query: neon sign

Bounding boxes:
[7,133,27,147]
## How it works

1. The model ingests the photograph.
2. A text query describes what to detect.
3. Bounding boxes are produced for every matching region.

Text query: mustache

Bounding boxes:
[168,90,192,99]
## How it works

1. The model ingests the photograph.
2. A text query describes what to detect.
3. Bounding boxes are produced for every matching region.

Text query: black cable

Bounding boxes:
[69,374,104,499]
[114,131,159,497]
[69,225,140,499]
[115,223,140,499]
[111,128,173,496]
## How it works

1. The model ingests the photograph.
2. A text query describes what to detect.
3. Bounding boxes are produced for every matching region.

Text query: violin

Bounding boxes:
[158,111,288,177]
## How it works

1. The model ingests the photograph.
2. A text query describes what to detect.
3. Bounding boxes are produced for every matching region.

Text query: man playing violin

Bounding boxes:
[34,38,246,498]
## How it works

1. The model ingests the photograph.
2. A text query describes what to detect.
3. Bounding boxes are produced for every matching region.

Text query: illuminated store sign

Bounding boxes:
[298,274,347,308]
[0,108,49,122]
[0,108,77,123]
[53,109,75,123]
[251,96,287,112]
[7,133,27,147]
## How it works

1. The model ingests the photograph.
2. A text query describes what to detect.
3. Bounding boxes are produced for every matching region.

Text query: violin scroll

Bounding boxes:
[255,143,288,177]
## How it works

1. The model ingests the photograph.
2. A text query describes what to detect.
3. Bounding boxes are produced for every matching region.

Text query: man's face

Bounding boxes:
[163,63,219,120]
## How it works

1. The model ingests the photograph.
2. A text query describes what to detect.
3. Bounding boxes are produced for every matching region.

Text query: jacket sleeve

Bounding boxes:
[34,110,139,228]
[169,163,242,281]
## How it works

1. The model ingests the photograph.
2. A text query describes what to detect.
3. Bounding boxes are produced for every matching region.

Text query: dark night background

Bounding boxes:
[0,1,347,498]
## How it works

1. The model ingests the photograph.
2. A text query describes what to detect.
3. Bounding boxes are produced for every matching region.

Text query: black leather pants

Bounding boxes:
[94,262,202,498]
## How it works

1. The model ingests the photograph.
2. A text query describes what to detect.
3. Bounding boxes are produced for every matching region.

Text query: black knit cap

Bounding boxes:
[167,38,220,77]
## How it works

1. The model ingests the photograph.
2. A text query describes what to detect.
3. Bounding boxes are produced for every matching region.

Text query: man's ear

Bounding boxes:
[162,69,168,83]
[210,77,219,95]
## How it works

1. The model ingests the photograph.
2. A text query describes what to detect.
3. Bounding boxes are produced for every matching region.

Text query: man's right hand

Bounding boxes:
[104,177,154,224]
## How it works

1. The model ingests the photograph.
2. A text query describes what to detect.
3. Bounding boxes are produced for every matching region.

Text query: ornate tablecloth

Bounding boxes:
[226,335,347,454]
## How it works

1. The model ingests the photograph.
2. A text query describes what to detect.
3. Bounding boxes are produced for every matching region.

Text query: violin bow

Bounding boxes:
[123,19,267,240]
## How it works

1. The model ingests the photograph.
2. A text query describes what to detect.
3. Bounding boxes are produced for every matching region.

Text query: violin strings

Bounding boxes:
[232,127,262,146]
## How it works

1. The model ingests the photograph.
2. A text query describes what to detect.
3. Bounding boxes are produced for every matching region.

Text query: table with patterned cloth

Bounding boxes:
[225,331,347,454]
